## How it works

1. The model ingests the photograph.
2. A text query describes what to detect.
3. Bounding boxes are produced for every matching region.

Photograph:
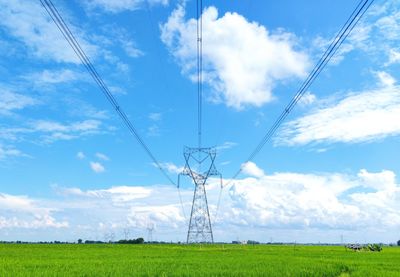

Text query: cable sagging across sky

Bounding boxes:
[227,0,374,184]
[196,0,204,149]
[40,0,176,186]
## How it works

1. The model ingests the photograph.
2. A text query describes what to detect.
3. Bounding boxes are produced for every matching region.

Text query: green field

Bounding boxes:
[0,244,399,276]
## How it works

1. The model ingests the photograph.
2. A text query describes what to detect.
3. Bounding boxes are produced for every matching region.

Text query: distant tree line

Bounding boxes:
[0,241,71,244]
[116,238,144,244]
[1,239,400,245]
[81,238,145,244]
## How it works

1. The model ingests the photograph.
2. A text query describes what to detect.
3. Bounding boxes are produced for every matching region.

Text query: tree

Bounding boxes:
[78,239,82,244]
[397,240,400,246]
[136,237,144,244]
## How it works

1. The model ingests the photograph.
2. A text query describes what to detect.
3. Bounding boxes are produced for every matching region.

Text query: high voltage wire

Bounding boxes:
[40,0,176,186]
[214,0,374,225]
[223,0,374,186]
[40,0,373,226]
[197,0,203,149]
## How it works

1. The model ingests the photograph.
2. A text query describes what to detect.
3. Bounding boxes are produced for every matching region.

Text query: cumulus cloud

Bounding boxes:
[357,169,396,191]
[0,193,68,229]
[3,165,400,242]
[277,83,400,146]
[51,184,188,239]
[221,167,400,232]
[0,0,96,63]
[241,161,265,178]
[161,5,309,109]
[90,161,105,173]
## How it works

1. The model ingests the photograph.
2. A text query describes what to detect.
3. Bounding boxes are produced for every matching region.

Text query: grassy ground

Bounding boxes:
[0,244,399,276]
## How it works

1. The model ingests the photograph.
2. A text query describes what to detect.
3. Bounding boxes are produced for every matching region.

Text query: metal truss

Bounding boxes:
[178,147,222,243]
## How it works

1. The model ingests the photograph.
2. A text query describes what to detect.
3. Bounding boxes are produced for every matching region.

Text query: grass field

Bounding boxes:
[0,244,399,276]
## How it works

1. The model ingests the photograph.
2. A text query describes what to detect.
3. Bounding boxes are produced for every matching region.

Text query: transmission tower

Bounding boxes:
[147,222,154,242]
[176,0,222,243]
[178,147,222,243]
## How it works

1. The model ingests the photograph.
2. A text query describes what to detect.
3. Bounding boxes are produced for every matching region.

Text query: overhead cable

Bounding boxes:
[226,0,374,184]
[40,0,176,186]
[197,0,204,149]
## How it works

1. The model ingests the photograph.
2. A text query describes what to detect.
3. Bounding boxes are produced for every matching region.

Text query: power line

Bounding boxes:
[40,0,176,186]
[197,0,203,149]
[224,0,374,185]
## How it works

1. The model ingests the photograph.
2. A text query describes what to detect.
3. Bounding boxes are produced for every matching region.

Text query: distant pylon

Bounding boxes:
[178,147,222,243]
[147,222,154,242]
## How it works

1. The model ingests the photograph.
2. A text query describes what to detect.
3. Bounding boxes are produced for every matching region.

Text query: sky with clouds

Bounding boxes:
[1,0,400,243]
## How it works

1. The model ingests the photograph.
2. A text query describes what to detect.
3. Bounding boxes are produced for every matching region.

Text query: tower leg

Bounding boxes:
[187,180,213,243]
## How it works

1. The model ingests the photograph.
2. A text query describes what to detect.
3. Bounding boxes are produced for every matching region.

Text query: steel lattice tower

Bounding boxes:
[176,0,223,244]
[178,147,221,243]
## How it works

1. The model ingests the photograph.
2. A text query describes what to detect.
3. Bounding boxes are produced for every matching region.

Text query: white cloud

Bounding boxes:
[298,91,316,106]
[121,39,144,58]
[0,193,68,229]
[3,165,400,242]
[128,205,183,229]
[32,119,102,143]
[77,152,86,160]
[83,0,168,13]
[97,24,144,66]
[277,85,400,146]
[90,161,105,173]
[161,5,309,109]
[216,141,237,151]
[0,145,28,160]
[25,69,80,85]
[374,7,400,41]
[108,86,127,95]
[51,184,187,238]
[376,71,396,87]
[147,125,160,137]
[0,119,104,144]
[386,48,400,65]
[313,1,400,67]
[148,112,162,122]
[95,152,109,161]
[56,185,152,202]
[64,98,109,120]
[147,113,162,136]
[155,162,183,174]
[0,0,96,63]
[0,89,38,115]
[241,161,265,178]
[357,169,396,191]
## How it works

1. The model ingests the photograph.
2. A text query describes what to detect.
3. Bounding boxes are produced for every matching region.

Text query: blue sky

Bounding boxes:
[1,0,400,243]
